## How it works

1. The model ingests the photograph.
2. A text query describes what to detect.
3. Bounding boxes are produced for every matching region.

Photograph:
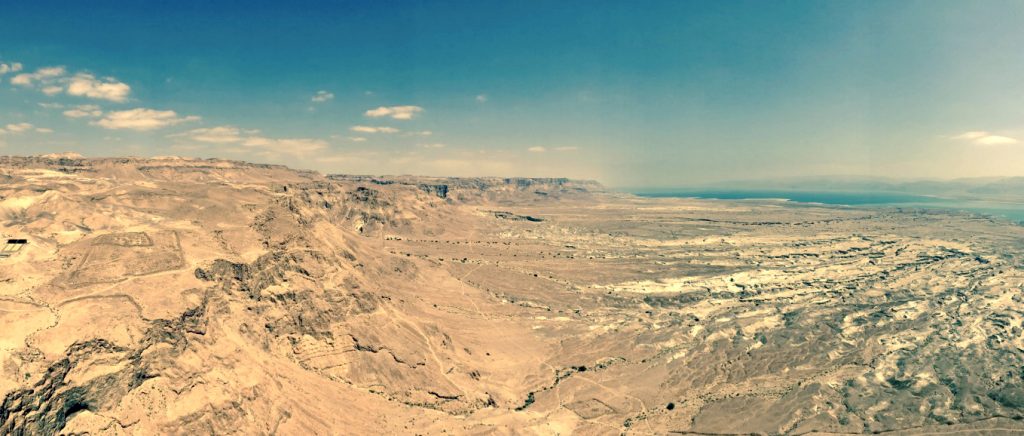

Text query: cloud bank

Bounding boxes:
[173,125,328,155]
[364,105,423,120]
[11,66,131,102]
[952,131,1019,146]
[93,108,200,131]
[351,125,399,133]
[311,90,334,103]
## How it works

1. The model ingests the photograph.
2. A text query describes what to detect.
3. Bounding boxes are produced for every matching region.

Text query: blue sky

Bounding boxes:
[2,1,1023,187]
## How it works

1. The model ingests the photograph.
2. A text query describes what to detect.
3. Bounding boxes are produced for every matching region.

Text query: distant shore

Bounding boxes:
[635,189,1024,224]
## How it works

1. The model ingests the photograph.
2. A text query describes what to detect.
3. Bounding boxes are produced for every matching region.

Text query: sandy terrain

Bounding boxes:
[1,155,1023,435]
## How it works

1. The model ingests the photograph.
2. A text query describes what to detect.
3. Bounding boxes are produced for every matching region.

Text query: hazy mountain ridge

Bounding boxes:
[674,175,1024,201]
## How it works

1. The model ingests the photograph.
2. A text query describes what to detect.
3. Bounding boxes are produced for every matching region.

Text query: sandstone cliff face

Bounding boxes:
[2,156,1024,435]
[328,174,604,204]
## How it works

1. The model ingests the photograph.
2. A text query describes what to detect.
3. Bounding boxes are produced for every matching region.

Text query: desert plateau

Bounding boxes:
[1,156,1023,435]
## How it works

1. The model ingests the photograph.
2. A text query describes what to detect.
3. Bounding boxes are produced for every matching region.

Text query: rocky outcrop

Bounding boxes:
[418,184,449,199]
[328,174,606,203]
[1,299,209,435]
[491,211,544,222]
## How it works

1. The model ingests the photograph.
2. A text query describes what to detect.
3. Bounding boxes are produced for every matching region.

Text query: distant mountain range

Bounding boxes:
[649,176,1024,202]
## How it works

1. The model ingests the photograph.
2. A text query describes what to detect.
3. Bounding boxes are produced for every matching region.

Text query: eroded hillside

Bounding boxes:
[2,156,1024,435]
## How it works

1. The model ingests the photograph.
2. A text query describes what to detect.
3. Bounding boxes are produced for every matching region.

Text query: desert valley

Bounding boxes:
[1,156,1023,435]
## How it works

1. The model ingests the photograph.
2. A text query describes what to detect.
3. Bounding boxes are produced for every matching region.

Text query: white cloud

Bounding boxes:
[38,102,65,109]
[0,123,50,135]
[66,73,131,102]
[951,131,1019,146]
[5,123,35,133]
[240,137,327,153]
[63,104,103,118]
[974,135,1018,146]
[527,146,547,153]
[349,137,367,142]
[311,90,334,103]
[0,62,23,75]
[93,108,200,131]
[364,105,423,120]
[952,131,988,141]
[11,66,66,86]
[11,67,131,102]
[172,125,328,155]
[403,130,432,137]
[419,143,446,149]
[172,126,249,143]
[476,94,488,103]
[350,125,399,133]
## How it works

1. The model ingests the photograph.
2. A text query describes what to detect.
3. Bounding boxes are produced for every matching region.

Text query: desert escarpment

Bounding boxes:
[2,155,1024,435]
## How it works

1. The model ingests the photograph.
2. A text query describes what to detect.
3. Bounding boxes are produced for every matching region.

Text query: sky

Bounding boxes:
[1,1,1024,188]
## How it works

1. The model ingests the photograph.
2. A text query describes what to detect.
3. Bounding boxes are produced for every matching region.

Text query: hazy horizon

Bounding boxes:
[3,1,1024,187]
[11,152,1024,191]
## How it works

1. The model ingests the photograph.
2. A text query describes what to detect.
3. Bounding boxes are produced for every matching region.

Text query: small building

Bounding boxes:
[0,239,27,258]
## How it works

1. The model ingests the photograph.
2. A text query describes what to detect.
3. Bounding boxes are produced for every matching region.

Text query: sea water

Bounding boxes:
[635,190,1024,224]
